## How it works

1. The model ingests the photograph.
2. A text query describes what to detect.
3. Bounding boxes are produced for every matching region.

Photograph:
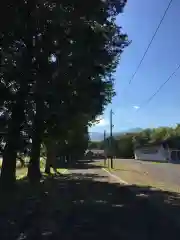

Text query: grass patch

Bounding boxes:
[1,157,69,180]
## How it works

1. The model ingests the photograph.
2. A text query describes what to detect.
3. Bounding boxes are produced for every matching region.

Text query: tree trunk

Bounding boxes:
[0,144,17,189]
[0,0,36,188]
[45,140,57,174]
[28,101,43,183]
[18,157,25,168]
[45,142,51,174]
[28,137,42,182]
[0,101,25,189]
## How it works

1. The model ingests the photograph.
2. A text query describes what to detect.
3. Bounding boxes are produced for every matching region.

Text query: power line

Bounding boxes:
[128,0,173,85]
[137,63,180,111]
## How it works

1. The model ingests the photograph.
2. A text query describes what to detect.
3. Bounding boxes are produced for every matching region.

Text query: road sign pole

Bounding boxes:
[104,130,107,166]
[110,109,113,169]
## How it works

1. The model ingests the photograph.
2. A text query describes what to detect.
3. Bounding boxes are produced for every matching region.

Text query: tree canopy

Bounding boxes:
[0,0,129,188]
[89,125,180,159]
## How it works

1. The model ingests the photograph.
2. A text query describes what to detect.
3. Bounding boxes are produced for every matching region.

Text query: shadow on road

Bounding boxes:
[0,170,180,239]
[56,159,103,170]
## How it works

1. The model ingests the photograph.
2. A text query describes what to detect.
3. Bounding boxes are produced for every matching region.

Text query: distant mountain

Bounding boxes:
[125,128,143,133]
[89,128,143,141]
[89,132,104,142]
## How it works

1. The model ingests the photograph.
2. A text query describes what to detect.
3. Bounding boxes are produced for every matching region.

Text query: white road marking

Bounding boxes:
[102,168,162,194]
[102,168,149,197]
[102,168,128,185]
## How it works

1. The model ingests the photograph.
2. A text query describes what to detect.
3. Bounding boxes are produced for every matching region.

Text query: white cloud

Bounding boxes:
[98,118,108,126]
[133,105,140,110]
[95,116,109,127]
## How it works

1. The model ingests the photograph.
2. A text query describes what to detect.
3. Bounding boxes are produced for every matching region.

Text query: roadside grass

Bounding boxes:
[0,172,71,239]
[0,158,70,236]
[0,157,69,180]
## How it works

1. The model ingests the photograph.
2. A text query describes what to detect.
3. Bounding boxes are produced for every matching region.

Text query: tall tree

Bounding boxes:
[0,0,129,187]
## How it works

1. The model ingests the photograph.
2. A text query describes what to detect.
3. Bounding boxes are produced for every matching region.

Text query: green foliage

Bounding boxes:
[0,0,129,187]
[93,125,180,159]
[115,134,134,158]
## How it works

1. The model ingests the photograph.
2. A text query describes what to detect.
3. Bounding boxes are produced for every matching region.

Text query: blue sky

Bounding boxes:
[90,0,180,133]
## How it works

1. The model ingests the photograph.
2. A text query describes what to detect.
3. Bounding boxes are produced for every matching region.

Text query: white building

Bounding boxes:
[85,149,105,159]
[134,142,180,163]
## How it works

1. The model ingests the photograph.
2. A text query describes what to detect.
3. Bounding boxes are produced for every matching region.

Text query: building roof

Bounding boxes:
[135,142,161,150]
[85,149,105,154]
[135,137,180,150]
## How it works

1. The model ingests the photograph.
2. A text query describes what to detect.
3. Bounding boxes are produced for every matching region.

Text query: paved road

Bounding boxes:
[136,160,180,186]
[1,160,180,239]
[62,161,180,239]
[96,158,180,192]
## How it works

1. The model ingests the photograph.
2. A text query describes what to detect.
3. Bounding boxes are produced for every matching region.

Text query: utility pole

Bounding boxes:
[104,130,107,166]
[110,109,114,169]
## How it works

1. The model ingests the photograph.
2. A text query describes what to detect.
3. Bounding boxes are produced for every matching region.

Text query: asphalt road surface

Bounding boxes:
[64,161,180,239]
[1,159,180,239]
[96,158,180,192]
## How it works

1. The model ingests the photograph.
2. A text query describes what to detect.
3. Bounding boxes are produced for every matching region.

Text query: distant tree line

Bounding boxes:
[88,125,180,158]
